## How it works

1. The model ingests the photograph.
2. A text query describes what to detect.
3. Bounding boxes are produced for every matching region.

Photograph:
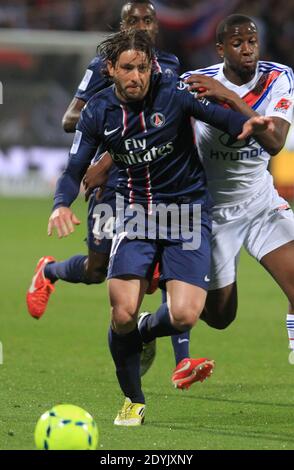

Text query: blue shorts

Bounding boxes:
[107,208,212,290]
[87,188,116,254]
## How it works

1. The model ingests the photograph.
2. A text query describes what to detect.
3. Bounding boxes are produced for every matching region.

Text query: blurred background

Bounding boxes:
[0,0,294,198]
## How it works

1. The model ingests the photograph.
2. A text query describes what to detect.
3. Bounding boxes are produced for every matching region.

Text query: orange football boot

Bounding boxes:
[172,358,215,390]
[26,256,56,319]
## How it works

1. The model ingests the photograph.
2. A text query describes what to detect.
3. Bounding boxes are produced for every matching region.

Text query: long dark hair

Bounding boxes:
[97,29,155,76]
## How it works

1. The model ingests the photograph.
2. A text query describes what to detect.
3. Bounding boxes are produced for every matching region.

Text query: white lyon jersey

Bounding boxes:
[183,61,294,206]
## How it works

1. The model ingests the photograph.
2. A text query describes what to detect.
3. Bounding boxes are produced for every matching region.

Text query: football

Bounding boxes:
[34,404,99,450]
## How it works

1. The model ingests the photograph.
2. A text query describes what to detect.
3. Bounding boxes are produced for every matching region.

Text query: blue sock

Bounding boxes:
[161,289,167,303]
[139,303,188,343]
[171,331,190,365]
[161,290,190,365]
[44,255,87,284]
[108,327,145,404]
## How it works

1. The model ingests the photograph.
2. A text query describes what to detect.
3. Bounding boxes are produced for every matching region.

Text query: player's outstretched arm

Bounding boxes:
[185,74,244,107]
[238,116,275,140]
[47,207,81,238]
[186,74,290,155]
[186,74,260,118]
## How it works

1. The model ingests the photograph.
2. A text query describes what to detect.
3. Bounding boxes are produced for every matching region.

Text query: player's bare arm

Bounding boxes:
[83,152,113,200]
[186,74,289,155]
[249,116,290,155]
[238,115,275,140]
[62,97,86,133]
[47,206,81,238]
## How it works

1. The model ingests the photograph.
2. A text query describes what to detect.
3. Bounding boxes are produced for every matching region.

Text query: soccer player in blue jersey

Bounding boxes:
[27,0,177,304]
[44,29,273,425]
[26,0,194,380]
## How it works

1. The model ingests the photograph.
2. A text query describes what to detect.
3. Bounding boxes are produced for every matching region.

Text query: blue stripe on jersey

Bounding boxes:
[199,72,219,77]
[182,67,220,79]
[196,67,221,73]
[181,71,219,79]
[285,70,294,93]
[181,72,191,79]
[259,61,289,70]
[252,80,277,110]
[259,61,294,94]
[259,67,288,76]
[259,66,294,94]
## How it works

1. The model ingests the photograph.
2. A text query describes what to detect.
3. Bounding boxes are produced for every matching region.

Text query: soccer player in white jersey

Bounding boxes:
[182,14,294,363]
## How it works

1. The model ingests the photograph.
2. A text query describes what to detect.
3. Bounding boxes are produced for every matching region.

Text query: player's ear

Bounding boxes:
[107,60,114,78]
[216,42,224,60]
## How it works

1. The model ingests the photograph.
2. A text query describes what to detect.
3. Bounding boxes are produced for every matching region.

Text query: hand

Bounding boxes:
[185,74,233,103]
[238,116,275,140]
[47,206,81,238]
[83,152,112,201]
[83,162,108,202]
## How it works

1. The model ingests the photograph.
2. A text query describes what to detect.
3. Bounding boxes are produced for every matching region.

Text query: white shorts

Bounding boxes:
[209,185,294,290]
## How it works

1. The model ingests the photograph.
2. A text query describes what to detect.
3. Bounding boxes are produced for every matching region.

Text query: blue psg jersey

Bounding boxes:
[75,49,180,102]
[74,49,180,195]
[54,73,248,211]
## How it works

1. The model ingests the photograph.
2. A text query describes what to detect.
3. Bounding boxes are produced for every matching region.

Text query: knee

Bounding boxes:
[201,306,236,330]
[111,306,136,334]
[203,287,238,329]
[170,299,204,331]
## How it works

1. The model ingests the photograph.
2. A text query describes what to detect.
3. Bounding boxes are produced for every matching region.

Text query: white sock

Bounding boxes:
[286,314,294,350]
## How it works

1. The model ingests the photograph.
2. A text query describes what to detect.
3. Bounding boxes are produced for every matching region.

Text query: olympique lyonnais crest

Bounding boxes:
[150,112,166,128]
[274,98,292,112]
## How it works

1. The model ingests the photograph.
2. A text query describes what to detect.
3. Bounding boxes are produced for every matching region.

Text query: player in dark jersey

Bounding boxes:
[27,0,177,305]
[45,30,274,425]
[26,0,200,385]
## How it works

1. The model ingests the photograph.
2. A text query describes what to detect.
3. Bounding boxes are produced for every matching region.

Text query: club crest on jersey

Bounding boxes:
[150,112,165,128]
[164,68,174,78]
[177,80,188,91]
[274,98,292,112]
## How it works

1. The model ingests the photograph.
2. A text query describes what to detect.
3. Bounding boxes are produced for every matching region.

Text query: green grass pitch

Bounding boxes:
[1,197,294,450]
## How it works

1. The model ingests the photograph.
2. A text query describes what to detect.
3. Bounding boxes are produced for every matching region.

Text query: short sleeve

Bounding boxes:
[265,70,294,124]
